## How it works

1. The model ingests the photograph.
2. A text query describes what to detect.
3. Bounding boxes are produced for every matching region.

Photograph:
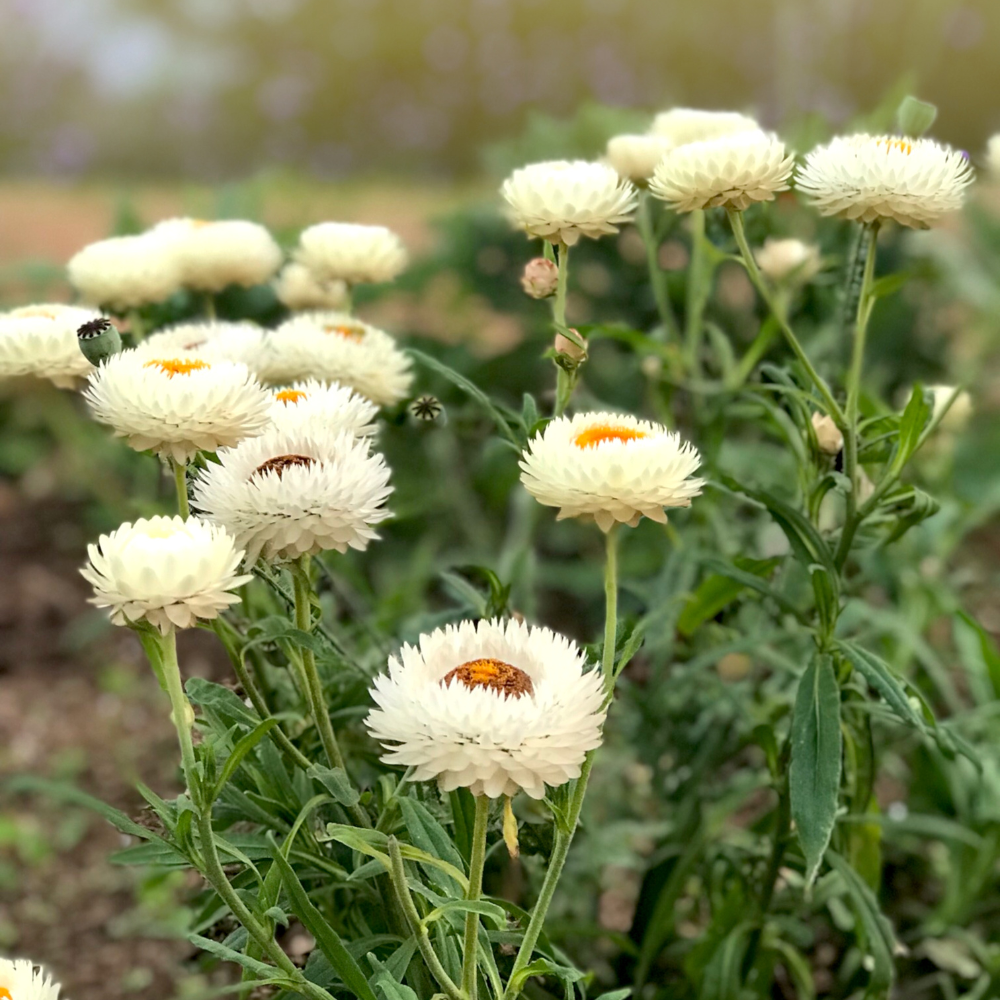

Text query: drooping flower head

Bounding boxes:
[650,131,794,213]
[135,321,269,373]
[267,378,378,437]
[84,350,272,463]
[68,234,183,311]
[294,223,408,286]
[501,160,637,245]
[274,262,350,311]
[795,134,974,228]
[367,618,607,799]
[191,426,393,563]
[151,218,282,291]
[261,312,412,406]
[519,411,704,531]
[0,957,62,1000]
[649,108,760,146]
[605,134,674,183]
[0,304,104,388]
[755,237,822,282]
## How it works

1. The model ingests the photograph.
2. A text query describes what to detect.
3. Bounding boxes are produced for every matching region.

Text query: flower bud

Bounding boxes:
[755,238,821,283]
[521,257,559,299]
[77,317,122,366]
[554,330,587,363]
[811,412,843,455]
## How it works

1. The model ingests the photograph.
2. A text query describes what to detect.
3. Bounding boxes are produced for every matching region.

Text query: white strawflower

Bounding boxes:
[795,135,974,228]
[151,218,282,292]
[985,135,1000,177]
[135,321,268,372]
[275,262,350,311]
[367,618,607,799]
[0,304,102,388]
[519,411,704,531]
[501,160,637,245]
[294,223,408,286]
[0,958,62,1000]
[605,134,674,182]
[191,426,392,563]
[81,515,252,633]
[268,379,378,437]
[649,131,794,212]
[649,108,759,146]
[84,350,272,463]
[755,238,822,282]
[68,234,183,311]
[261,312,413,406]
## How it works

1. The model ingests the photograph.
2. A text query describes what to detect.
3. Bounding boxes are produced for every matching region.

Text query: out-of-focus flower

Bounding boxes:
[367,618,607,799]
[984,135,1000,177]
[649,108,759,146]
[68,235,183,311]
[795,135,973,228]
[294,223,408,286]
[84,350,271,463]
[755,238,822,282]
[925,384,973,431]
[0,958,63,1000]
[135,322,269,373]
[521,257,559,299]
[811,412,844,455]
[274,262,349,311]
[191,426,392,563]
[649,131,794,212]
[605,133,673,182]
[81,515,251,633]
[0,304,104,388]
[268,379,378,437]
[501,160,637,246]
[519,411,704,531]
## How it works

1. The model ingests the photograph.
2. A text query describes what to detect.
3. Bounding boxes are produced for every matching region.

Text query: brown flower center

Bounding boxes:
[252,454,315,480]
[573,424,648,449]
[181,340,207,350]
[876,138,913,155]
[144,358,210,377]
[323,323,365,342]
[442,658,534,698]
[275,389,308,405]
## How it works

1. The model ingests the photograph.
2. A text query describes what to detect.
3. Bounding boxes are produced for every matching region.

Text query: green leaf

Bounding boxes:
[677,557,781,636]
[422,898,506,930]
[308,765,362,807]
[837,641,929,735]
[211,718,282,800]
[789,654,842,886]
[827,850,897,994]
[869,271,911,301]
[369,964,419,1000]
[893,384,931,471]
[188,933,276,977]
[398,796,467,894]
[186,677,260,728]
[700,922,753,1000]
[954,611,1000,701]
[267,836,379,1000]
[896,95,937,137]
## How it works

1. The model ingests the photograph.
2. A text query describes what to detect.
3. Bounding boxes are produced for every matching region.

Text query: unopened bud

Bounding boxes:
[811,412,843,455]
[77,316,122,366]
[521,257,559,299]
[755,238,821,283]
[554,330,587,363]
[502,796,519,859]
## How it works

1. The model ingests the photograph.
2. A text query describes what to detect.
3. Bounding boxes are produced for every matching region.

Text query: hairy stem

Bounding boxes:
[601,524,620,690]
[158,630,199,802]
[172,460,190,518]
[462,796,490,1000]
[684,208,709,374]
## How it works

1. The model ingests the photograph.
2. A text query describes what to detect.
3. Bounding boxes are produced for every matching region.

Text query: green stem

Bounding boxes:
[173,460,190,518]
[128,309,146,342]
[342,285,354,315]
[601,524,620,690]
[551,242,576,417]
[462,796,490,1000]
[684,208,708,373]
[204,293,217,321]
[727,210,846,427]
[388,836,465,1000]
[637,192,679,338]
[157,630,199,801]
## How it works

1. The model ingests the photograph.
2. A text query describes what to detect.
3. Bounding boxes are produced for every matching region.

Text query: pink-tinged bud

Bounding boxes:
[811,412,843,455]
[554,330,586,363]
[521,257,559,299]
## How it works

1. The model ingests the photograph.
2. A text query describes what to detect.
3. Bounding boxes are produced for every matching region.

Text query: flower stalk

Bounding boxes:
[461,795,491,1000]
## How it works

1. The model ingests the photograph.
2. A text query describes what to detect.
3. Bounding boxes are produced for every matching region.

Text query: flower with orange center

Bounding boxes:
[519,411,703,531]
[135,322,269,374]
[367,618,607,799]
[294,222,408,286]
[0,958,62,1000]
[85,348,272,463]
[267,378,378,437]
[0,303,105,388]
[795,134,973,228]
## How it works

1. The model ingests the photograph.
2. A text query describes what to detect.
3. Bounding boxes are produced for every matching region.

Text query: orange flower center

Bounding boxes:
[323,324,364,342]
[252,454,314,480]
[876,138,913,155]
[16,306,59,319]
[275,389,307,405]
[573,424,648,449]
[442,658,534,698]
[191,219,212,228]
[1,987,12,1000]
[144,358,211,377]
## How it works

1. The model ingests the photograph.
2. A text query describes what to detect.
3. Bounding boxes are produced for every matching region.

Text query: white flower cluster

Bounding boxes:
[0,304,105,388]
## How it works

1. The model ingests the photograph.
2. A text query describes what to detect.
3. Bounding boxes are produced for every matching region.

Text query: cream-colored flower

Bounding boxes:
[755,238,822,282]
[605,134,674,182]
[501,160,637,245]
[274,262,349,311]
[367,618,607,799]
[261,312,412,406]
[0,958,62,1000]
[135,321,269,372]
[84,350,272,463]
[81,515,252,633]
[68,235,183,311]
[649,108,760,146]
[0,304,103,388]
[649,131,794,212]
[294,223,408,286]
[519,411,704,531]
[795,135,974,228]
[268,379,378,437]
[191,426,392,563]
[151,218,282,291]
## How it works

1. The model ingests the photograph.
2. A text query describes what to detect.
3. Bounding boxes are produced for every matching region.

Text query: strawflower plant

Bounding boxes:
[4,94,999,1000]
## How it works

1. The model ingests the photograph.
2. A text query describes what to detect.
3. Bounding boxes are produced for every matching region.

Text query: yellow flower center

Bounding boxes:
[275,389,308,405]
[323,324,364,342]
[252,454,315,480]
[573,424,648,449]
[442,658,534,698]
[876,138,913,155]
[1,987,12,1000]
[16,306,59,319]
[191,219,212,228]
[144,358,211,377]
